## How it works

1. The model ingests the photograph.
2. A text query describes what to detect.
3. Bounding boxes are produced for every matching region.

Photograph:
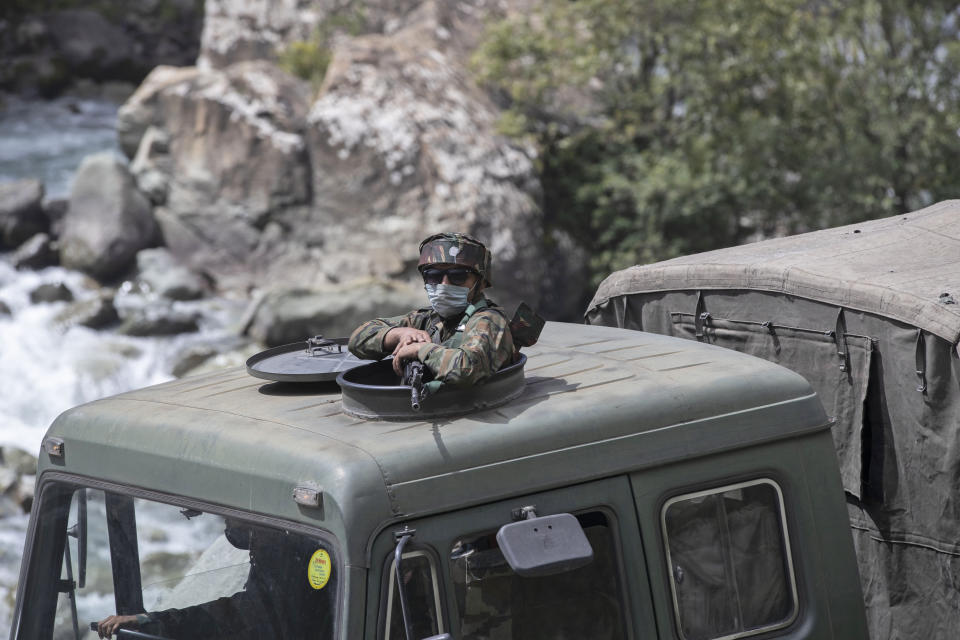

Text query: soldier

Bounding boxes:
[348,233,514,388]
[96,521,333,639]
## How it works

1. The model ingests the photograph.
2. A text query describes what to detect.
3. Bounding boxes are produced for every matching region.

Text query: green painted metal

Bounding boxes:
[35,322,827,565]
[19,320,867,639]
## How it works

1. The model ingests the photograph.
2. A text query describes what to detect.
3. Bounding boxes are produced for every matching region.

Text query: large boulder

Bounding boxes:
[197,0,425,70]
[54,292,120,330]
[0,179,48,250]
[303,20,545,311]
[59,153,159,280]
[12,233,58,270]
[117,62,312,287]
[135,247,208,300]
[112,1,561,315]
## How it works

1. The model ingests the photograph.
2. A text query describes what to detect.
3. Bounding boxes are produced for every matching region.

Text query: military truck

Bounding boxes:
[585,200,960,639]
[9,321,867,640]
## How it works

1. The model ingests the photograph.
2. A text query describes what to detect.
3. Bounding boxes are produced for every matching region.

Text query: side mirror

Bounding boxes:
[496,511,593,577]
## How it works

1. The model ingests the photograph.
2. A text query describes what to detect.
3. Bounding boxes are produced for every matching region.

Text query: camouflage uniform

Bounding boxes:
[348,232,515,387]
[348,300,515,387]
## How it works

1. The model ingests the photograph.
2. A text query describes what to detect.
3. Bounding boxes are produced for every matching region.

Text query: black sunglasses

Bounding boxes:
[422,267,477,286]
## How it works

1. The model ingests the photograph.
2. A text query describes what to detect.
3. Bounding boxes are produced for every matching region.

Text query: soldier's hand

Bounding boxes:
[392,342,423,376]
[97,614,139,638]
[385,327,431,352]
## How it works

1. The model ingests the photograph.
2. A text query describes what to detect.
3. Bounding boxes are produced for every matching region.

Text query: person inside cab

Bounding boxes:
[96,520,332,639]
[348,232,514,386]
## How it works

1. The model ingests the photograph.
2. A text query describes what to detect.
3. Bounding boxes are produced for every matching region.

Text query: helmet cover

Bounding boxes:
[418,233,492,286]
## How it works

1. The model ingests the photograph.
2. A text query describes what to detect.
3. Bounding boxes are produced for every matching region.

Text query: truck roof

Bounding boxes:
[41,322,826,560]
[589,200,960,344]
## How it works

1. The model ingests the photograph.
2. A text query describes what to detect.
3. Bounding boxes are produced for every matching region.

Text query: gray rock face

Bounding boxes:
[29,282,73,304]
[60,153,159,280]
[303,22,545,311]
[136,248,208,300]
[246,282,425,347]
[0,179,48,250]
[117,309,200,336]
[117,62,312,286]
[54,292,120,330]
[0,300,10,316]
[0,447,38,477]
[198,0,324,70]
[12,233,58,270]
[0,446,38,514]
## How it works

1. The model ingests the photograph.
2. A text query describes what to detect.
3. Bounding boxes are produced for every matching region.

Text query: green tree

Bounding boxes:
[473,0,960,289]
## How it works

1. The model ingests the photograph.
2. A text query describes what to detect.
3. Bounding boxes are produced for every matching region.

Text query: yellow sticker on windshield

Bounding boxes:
[308,549,332,590]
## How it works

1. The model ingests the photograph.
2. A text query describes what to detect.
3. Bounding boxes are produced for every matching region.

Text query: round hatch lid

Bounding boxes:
[246,336,376,382]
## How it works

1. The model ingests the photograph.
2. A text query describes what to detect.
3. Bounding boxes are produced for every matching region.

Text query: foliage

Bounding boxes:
[473,1,960,287]
[278,8,367,91]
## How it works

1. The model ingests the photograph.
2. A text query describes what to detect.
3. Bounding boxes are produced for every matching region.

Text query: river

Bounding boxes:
[0,95,250,634]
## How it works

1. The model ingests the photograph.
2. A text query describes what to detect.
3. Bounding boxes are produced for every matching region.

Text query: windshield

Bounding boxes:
[15,480,338,640]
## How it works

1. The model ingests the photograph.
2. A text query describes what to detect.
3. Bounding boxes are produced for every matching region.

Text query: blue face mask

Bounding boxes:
[425,283,471,318]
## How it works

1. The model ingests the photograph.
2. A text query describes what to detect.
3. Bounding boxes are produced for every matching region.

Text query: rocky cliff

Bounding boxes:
[116,0,568,322]
[4,1,586,348]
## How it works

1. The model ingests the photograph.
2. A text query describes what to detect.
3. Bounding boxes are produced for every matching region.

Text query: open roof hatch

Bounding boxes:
[246,336,376,382]
[337,354,527,421]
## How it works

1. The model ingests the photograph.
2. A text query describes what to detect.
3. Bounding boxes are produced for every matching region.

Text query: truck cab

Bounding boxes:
[9,322,867,640]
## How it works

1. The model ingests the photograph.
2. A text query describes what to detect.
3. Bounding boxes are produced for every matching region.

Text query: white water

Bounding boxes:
[0,96,252,635]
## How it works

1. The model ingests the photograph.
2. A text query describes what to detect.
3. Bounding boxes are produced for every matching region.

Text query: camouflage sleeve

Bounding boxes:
[348,310,429,360]
[417,309,514,386]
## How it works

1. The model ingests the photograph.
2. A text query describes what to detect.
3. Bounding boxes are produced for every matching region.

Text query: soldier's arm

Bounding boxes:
[348,310,429,360]
[417,310,514,386]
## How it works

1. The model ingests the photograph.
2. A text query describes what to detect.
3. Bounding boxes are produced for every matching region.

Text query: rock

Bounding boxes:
[303,22,545,311]
[116,66,202,159]
[131,127,172,205]
[43,197,69,239]
[117,62,312,287]
[117,308,200,336]
[54,292,120,329]
[29,282,73,304]
[246,281,425,347]
[0,300,11,316]
[0,447,37,476]
[12,233,58,270]
[60,152,159,280]
[171,345,218,377]
[17,476,35,512]
[0,179,48,249]
[0,494,20,518]
[136,248,208,300]
[0,467,17,494]
[198,0,333,70]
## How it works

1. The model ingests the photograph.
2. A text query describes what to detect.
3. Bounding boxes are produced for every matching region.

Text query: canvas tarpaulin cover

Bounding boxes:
[585,201,960,639]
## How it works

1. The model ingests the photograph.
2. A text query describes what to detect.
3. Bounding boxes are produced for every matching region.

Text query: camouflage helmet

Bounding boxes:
[418,233,492,286]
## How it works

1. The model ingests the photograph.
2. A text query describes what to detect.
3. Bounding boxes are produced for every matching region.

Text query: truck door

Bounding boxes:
[366,475,657,640]
[12,476,340,640]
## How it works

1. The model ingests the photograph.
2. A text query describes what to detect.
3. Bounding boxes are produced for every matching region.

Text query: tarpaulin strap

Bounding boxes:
[833,308,849,372]
[915,329,927,393]
[694,291,710,340]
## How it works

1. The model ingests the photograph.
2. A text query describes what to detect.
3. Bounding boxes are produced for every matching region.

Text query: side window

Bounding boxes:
[20,482,338,640]
[448,511,626,640]
[662,479,798,640]
[380,548,444,639]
